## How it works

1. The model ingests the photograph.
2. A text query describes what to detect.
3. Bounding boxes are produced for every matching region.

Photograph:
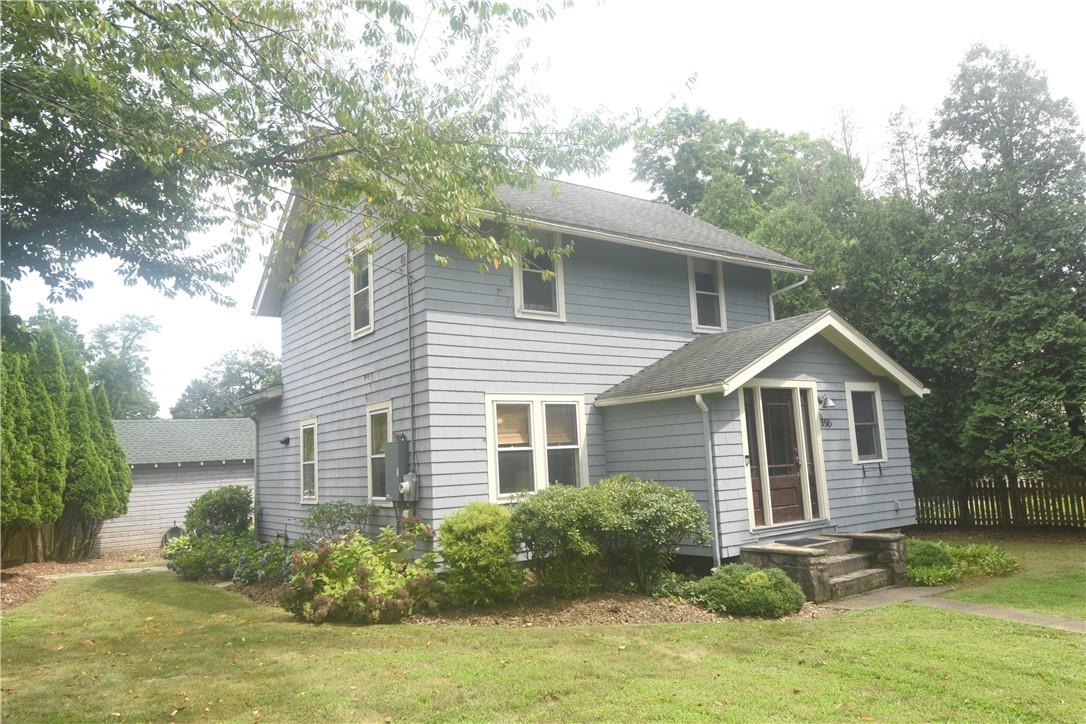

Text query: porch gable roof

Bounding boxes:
[594,309,930,406]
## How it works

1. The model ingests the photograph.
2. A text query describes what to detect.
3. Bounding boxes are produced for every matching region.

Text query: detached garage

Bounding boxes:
[98,419,255,551]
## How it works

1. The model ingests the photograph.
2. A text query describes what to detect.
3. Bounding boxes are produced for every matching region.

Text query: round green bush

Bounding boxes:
[184,485,252,536]
[509,484,599,598]
[439,502,525,606]
[906,539,955,569]
[687,563,806,618]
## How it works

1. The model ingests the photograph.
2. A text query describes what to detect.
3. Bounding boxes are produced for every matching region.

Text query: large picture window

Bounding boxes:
[367,402,392,499]
[845,382,887,463]
[688,257,726,332]
[300,418,318,503]
[350,249,374,338]
[513,230,565,321]
[486,395,585,500]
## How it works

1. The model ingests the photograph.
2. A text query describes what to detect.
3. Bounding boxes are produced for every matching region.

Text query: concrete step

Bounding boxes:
[809,538,853,555]
[830,567,892,599]
[822,552,872,578]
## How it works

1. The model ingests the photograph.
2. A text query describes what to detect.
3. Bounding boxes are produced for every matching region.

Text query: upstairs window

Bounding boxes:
[367,402,392,499]
[486,395,585,500]
[350,250,374,338]
[845,382,887,463]
[688,257,726,332]
[300,419,318,503]
[514,230,566,321]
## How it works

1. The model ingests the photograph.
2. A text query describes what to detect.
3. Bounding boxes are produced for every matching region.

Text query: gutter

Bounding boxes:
[694,394,722,568]
[768,275,808,321]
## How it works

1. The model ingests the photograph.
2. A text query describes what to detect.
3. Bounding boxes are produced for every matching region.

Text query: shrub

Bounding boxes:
[646,570,699,599]
[183,485,252,537]
[510,484,599,598]
[279,523,441,624]
[233,538,293,585]
[906,539,1018,585]
[439,503,524,606]
[687,563,805,618]
[164,532,257,581]
[950,543,1017,578]
[589,475,710,592]
[301,500,378,542]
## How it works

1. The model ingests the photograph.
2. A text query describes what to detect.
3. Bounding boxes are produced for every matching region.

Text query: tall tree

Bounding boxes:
[24,349,68,561]
[926,45,1086,481]
[171,348,281,419]
[88,315,159,419]
[0,350,41,557]
[2,0,627,304]
[92,385,132,519]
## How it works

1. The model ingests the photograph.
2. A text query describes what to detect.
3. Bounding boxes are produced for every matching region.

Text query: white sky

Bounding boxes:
[9,0,1085,416]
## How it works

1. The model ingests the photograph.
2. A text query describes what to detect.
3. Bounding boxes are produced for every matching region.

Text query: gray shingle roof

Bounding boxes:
[496,179,811,272]
[112,418,255,465]
[596,310,832,403]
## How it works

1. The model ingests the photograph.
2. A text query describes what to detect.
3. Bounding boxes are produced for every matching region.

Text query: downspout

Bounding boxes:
[694,394,722,568]
[768,275,808,321]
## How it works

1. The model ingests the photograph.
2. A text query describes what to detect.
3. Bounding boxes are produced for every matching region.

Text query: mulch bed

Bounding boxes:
[227,581,832,626]
[0,572,56,611]
[0,548,164,611]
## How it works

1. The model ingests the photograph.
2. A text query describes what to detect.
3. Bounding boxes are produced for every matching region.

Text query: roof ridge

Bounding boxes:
[537,176,664,205]
[704,308,831,336]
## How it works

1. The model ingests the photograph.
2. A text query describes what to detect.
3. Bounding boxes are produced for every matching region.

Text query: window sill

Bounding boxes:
[300,497,319,505]
[351,326,375,341]
[692,324,726,334]
[514,310,566,322]
[852,457,888,465]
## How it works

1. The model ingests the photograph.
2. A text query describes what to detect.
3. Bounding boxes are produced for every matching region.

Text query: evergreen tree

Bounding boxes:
[57,367,113,560]
[92,385,131,519]
[24,354,66,560]
[1,350,41,558]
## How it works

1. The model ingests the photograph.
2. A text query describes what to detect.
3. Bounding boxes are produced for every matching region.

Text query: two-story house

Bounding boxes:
[244,179,928,567]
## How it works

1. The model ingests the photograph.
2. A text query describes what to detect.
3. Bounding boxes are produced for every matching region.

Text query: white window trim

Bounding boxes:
[484,393,587,503]
[299,417,319,505]
[845,381,889,464]
[512,231,566,322]
[737,378,830,531]
[366,401,393,501]
[687,256,728,333]
[349,248,375,339]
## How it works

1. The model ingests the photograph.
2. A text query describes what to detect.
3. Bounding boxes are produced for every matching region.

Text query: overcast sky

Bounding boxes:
[9,0,1085,416]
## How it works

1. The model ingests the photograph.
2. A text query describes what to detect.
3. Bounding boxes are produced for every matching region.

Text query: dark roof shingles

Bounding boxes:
[112,418,255,465]
[596,310,830,402]
[496,180,809,271]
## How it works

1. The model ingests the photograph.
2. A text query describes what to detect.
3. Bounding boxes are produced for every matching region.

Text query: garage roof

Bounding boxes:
[113,418,255,465]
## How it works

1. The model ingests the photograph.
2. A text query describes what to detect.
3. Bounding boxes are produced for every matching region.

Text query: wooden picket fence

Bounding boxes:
[916,476,1086,529]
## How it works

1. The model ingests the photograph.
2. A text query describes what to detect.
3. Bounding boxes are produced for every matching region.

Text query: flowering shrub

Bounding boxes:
[164,533,293,585]
[687,564,805,618]
[439,503,524,606]
[233,538,293,585]
[300,500,378,542]
[279,521,441,624]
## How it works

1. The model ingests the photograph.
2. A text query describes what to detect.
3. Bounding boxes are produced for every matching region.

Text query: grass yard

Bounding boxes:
[916,530,1086,619]
[2,573,1084,722]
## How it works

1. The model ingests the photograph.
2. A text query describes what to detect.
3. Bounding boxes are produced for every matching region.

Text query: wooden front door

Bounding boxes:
[760,388,805,523]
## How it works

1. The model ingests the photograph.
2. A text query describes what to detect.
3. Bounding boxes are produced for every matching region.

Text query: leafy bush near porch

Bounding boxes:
[686,563,805,618]
[279,522,441,624]
[164,533,292,584]
[183,485,252,537]
[300,500,378,542]
[509,476,710,597]
[439,503,524,606]
[906,539,1017,585]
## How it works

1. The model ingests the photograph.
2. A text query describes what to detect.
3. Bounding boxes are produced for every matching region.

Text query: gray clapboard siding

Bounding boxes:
[98,461,253,550]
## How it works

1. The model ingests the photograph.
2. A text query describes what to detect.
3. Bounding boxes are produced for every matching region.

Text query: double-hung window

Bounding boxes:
[688,257,726,332]
[300,418,318,503]
[350,249,374,338]
[513,230,565,321]
[367,402,392,499]
[845,382,887,463]
[486,395,585,500]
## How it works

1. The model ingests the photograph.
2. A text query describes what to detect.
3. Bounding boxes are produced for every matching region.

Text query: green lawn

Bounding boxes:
[2,574,1083,722]
[920,531,1086,619]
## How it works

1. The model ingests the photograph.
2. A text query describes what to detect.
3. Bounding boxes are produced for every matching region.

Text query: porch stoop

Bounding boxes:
[739,531,907,603]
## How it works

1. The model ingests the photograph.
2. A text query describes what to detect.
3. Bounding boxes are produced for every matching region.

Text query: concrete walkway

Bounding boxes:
[913,596,1086,634]
[831,586,1086,634]
[42,565,168,580]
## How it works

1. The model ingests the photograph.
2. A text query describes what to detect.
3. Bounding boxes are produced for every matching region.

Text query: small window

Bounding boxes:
[487,395,585,500]
[496,403,534,495]
[350,250,374,338]
[367,403,392,499]
[300,419,318,502]
[544,403,580,485]
[688,257,726,332]
[846,382,887,463]
[514,230,565,321]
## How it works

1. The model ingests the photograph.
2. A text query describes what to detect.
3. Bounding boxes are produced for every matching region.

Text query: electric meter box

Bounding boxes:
[385,438,413,501]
